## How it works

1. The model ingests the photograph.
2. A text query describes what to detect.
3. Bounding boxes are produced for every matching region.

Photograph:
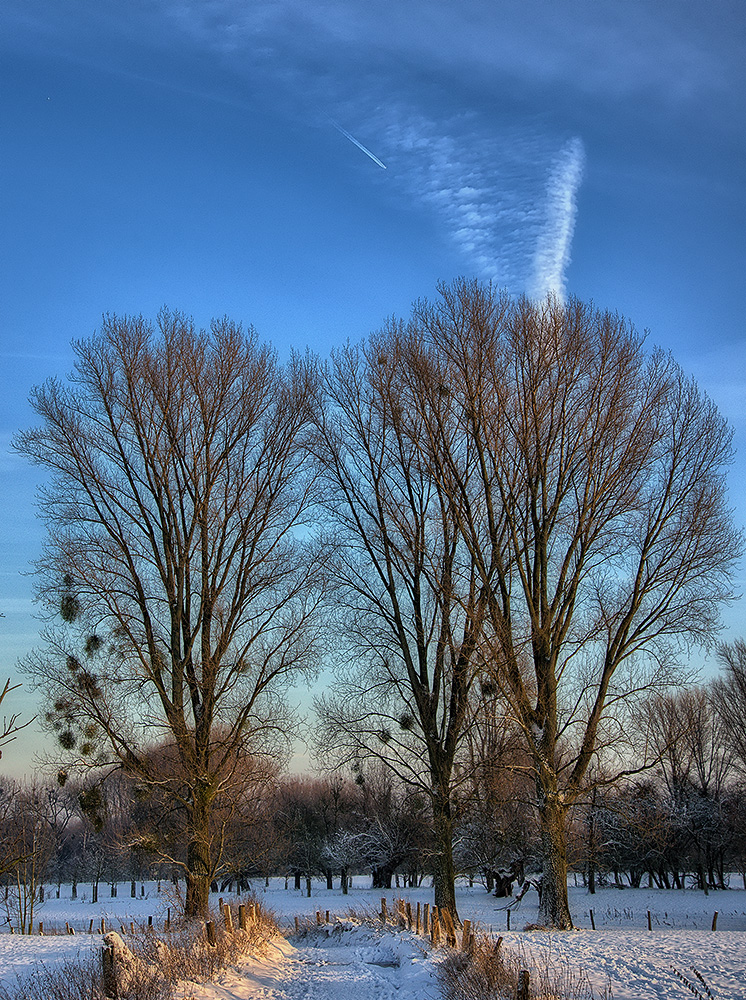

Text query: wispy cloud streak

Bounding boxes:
[160,2,588,294]
[375,110,582,294]
[530,138,585,300]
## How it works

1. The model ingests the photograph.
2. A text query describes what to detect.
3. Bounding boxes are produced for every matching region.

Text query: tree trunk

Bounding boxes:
[587,788,596,895]
[185,788,211,919]
[537,795,573,929]
[372,866,394,889]
[432,796,459,921]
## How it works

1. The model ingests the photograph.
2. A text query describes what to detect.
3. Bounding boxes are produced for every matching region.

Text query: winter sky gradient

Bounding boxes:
[0,1,744,774]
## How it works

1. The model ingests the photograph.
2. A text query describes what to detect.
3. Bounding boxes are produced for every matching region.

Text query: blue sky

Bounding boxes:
[1,1,744,775]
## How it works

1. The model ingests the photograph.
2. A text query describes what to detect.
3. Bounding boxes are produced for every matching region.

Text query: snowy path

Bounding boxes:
[175,925,439,1000]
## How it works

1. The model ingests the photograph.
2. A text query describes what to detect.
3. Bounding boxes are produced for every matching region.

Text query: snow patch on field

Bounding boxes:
[1,879,745,999]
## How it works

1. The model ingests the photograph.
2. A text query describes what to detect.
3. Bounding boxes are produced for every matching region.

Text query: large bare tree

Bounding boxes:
[16,311,322,917]
[312,332,488,918]
[404,280,741,927]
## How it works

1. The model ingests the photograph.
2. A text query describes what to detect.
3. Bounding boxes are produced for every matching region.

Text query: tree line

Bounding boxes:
[3,660,746,933]
[11,280,743,927]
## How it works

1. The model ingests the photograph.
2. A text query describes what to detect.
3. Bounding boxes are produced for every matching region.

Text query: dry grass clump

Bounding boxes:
[437,934,612,1000]
[0,896,278,1000]
[0,952,170,1000]
[152,897,278,982]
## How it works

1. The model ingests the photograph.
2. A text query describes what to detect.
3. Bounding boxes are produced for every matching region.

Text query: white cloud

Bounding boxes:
[530,138,585,301]
[156,2,595,294]
[370,110,583,295]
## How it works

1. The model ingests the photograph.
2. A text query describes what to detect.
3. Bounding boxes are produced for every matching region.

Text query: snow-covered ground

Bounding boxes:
[1,878,745,998]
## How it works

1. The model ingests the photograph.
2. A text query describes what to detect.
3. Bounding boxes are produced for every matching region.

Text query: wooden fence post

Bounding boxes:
[238,904,247,931]
[205,921,217,946]
[516,969,530,1000]
[406,901,413,931]
[589,909,595,930]
[461,919,471,951]
[415,902,421,935]
[647,910,652,931]
[441,908,457,947]
[224,904,234,933]
[712,911,719,931]
[101,945,118,999]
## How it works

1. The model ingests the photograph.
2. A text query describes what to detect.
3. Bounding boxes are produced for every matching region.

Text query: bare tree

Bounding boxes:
[15,311,323,917]
[712,639,746,775]
[644,687,734,890]
[311,332,488,918]
[1,782,56,933]
[404,280,741,926]
[0,678,33,759]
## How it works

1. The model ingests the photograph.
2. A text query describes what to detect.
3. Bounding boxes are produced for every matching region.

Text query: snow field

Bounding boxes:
[1,879,745,999]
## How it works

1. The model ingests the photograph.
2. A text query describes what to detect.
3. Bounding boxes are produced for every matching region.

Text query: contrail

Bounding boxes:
[531,137,585,301]
[328,116,387,170]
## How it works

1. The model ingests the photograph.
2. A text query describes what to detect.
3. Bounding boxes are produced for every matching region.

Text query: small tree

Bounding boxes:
[1,782,56,933]
[712,639,746,775]
[16,311,323,917]
[0,678,32,760]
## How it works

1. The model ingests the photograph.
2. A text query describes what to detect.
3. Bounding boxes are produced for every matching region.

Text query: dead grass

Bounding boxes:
[0,896,278,1000]
[0,952,170,1000]
[437,932,613,1000]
